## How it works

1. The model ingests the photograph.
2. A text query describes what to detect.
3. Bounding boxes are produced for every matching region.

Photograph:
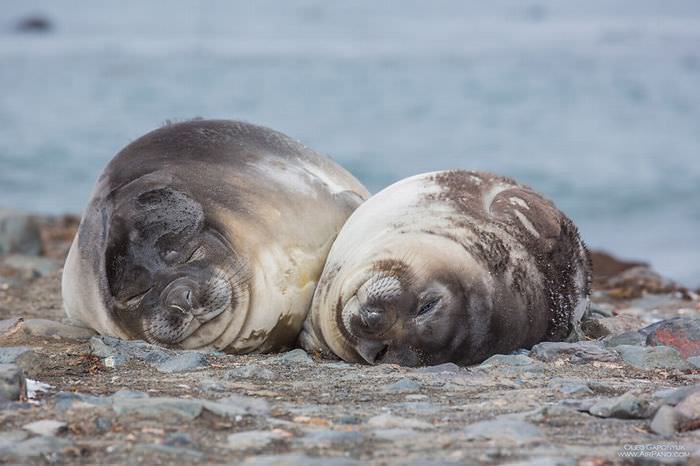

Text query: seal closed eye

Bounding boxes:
[300,170,591,366]
[62,119,369,352]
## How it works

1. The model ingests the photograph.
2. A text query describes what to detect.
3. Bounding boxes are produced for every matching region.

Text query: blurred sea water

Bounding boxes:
[1,0,699,285]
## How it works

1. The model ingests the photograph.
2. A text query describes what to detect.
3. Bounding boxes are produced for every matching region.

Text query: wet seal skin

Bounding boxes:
[300,170,591,366]
[62,119,369,352]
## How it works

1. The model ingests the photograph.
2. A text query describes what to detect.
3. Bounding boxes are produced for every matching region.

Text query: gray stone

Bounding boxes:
[526,405,591,426]
[300,430,363,447]
[367,413,432,429]
[227,363,275,380]
[388,401,439,415]
[0,363,26,401]
[22,419,67,436]
[54,391,111,410]
[156,352,209,373]
[243,453,364,466]
[0,430,28,450]
[113,396,204,419]
[90,335,171,367]
[164,432,193,447]
[276,348,314,365]
[480,354,537,367]
[372,428,419,441]
[226,430,287,450]
[463,419,543,444]
[675,391,700,419]
[95,417,112,431]
[0,346,38,371]
[688,356,700,368]
[215,394,270,415]
[0,317,23,335]
[588,392,654,419]
[337,415,363,425]
[132,443,205,459]
[649,405,688,436]
[603,331,646,348]
[384,378,421,393]
[530,341,618,363]
[615,345,692,370]
[653,384,700,406]
[2,255,61,278]
[548,379,594,396]
[22,319,96,340]
[0,209,42,255]
[502,458,576,466]
[0,435,70,459]
[417,363,461,374]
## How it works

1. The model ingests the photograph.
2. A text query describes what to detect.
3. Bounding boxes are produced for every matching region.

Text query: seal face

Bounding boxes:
[62,119,369,352]
[301,170,591,366]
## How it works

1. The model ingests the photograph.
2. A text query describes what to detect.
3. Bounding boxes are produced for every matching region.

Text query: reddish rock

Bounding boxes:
[644,318,700,358]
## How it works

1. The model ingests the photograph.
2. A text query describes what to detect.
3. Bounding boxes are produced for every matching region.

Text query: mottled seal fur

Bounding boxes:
[62,119,369,352]
[301,170,591,366]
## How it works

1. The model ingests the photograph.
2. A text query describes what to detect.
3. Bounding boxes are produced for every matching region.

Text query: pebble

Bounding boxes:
[463,419,542,444]
[643,317,700,358]
[416,363,461,374]
[0,209,42,255]
[226,430,287,450]
[276,349,314,365]
[603,331,647,348]
[368,413,432,430]
[95,417,113,431]
[503,458,576,466]
[530,341,618,363]
[156,352,209,373]
[479,354,538,367]
[0,346,37,371]
[548,379,594,396]
[1,255,61,278]
[216,394,270,415]
[242,453,364,466]
[372,428,418,441]
[299,430,363,447]
[0,430,28,449]
[337,415,363,425]
[22,420,67,436]
[0,363,26,401]
[112,396,204,419]
[21,319,96,340]
[0,317,23,335]
[588,392,654,419]
[653,384,700,406]
[674,391,700,419]
[0,435,71,459]
[164,432,193,447]
[614,345,692,370]
[227,363,275,380]
[649,405,688,436]
[384,378,422,393]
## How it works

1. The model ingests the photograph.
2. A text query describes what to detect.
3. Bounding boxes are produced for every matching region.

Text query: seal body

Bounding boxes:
[301,170,590,366]
[62,119,369,352]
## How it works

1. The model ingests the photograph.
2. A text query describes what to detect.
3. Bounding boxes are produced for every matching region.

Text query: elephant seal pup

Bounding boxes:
[62,119,369,352]
[300,170,590,366]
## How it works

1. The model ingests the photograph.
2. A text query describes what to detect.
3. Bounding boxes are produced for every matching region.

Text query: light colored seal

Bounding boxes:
[62,119,369,352]
[300,170,591,366]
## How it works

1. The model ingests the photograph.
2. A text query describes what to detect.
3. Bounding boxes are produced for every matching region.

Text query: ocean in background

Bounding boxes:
[1,0,699,286]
